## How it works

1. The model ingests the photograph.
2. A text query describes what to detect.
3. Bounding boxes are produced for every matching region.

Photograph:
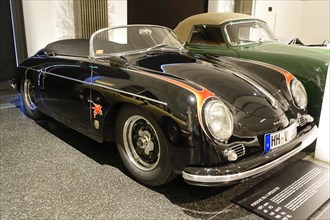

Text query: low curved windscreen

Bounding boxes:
[90,25,182,57]
[226,21,277,46]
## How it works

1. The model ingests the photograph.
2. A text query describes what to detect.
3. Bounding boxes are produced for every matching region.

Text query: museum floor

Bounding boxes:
[0,82,329,220]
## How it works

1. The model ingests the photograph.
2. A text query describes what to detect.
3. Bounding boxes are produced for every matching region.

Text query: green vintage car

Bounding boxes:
[174,12,329,123]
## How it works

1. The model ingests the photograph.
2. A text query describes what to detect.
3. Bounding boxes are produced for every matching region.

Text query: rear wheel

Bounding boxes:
[21,77,43,119]
[116,105,176,186]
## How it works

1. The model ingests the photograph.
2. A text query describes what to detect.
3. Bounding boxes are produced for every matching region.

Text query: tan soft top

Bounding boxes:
[174,12,254,42]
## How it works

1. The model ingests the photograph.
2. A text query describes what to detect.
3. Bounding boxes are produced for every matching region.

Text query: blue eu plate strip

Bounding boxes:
[264,134,271,155]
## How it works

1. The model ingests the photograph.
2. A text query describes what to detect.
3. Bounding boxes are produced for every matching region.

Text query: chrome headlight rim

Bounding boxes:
[202,98,234,142]
[291,78,308,109]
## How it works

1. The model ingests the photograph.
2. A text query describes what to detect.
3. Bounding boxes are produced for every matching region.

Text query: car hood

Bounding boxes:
[134,52,288,118]
[236,42,328,60]
[233,42,329,120]
[234,42,329,82]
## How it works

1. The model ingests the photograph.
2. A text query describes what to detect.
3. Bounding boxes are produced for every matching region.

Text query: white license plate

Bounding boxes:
[264,123,297,154]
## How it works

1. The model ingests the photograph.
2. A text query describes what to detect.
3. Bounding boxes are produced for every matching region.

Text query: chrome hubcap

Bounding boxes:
[123,115,160,171]
[136,129,154,155]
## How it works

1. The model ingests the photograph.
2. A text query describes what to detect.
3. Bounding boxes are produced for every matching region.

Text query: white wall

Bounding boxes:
[253,0,304,41]
[315,64,330,163]
[108,0,127,27]
[23,0,127,57]
[315,62,330,163]
[208,0,234,13]
[253,0,329,44]
[300,0,330,44]
[23,0,59,56]
[21,0,329,56]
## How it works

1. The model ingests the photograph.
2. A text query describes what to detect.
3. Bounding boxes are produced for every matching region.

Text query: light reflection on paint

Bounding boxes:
[189,95,196,103]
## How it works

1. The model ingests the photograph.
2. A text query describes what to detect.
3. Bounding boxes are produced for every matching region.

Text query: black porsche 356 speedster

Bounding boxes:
[12,25,318,186]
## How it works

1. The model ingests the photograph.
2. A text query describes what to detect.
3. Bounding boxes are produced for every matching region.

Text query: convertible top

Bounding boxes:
[174,12,255,42]
[44,39,89,57]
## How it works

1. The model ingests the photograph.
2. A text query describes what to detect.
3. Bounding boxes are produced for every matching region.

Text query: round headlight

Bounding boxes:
[203,99,234,141]
[291,78,307,109]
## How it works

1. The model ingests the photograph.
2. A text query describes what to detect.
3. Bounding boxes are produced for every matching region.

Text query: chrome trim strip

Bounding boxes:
[205,56,279,109]
[9,0,18,66]
[20,66,168,106]
[231,69,279,109]
[182,125,318,183]
[40,70,90,85]
[50,54,90,60]
[94,83,168,106]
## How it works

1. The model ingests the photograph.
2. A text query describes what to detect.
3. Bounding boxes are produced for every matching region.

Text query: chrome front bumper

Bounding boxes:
[182,124,318,186]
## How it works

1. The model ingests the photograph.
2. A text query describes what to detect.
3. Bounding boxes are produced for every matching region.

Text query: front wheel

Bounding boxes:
[116,106,176,186]
[20,77,43,119]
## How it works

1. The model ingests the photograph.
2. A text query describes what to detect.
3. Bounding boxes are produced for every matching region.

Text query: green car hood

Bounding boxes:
[235,42,328,61]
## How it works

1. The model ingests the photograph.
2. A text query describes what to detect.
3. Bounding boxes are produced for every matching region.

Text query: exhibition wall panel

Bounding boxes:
[253,0,329,44]
[315,66,330,163]
[127,0,208,29]
[0,0,26,82]
[300,0,330,45]
[0,0,16,82]
[22,0,127,56]
[253,0,304,40]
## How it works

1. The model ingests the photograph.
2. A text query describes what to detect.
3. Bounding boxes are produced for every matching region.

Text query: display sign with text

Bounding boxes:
[233,160,329,220]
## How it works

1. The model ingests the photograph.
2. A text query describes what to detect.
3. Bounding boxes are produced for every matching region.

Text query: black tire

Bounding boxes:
[20,77,43,119]
[116,105,176,186]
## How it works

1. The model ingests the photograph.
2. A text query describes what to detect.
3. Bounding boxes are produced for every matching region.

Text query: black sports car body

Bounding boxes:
[13,25,318,186]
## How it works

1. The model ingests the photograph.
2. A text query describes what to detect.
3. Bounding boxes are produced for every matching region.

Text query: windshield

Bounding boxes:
[90,25,182,57]
[225,21,277,46]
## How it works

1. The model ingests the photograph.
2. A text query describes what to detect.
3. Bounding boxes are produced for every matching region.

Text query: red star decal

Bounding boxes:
[92,103,103,118]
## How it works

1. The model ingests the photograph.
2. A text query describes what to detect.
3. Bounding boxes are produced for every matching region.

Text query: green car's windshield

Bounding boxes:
[225,21,277,46]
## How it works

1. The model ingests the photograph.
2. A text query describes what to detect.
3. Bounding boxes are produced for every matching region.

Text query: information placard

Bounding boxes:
[233,160,329,220]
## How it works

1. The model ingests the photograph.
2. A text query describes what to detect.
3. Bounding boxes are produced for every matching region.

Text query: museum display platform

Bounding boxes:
[0,87,329,220]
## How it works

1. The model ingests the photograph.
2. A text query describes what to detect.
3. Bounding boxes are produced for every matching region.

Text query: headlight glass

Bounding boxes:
[291,78,307,109]
[203,99,234,141]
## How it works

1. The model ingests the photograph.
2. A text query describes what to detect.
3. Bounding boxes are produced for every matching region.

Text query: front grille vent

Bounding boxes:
[227,144,246,158]
[298,115,307,127]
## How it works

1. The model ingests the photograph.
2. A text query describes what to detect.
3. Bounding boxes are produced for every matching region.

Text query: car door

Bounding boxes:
[36,56,93,136]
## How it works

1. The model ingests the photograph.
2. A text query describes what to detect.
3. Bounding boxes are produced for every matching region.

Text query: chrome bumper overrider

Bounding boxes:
[182,125,318,186]
[10,79,16,90]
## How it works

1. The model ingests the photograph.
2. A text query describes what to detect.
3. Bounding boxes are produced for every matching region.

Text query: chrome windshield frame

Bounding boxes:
[89,24,183,59]
[224,20,277,47]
